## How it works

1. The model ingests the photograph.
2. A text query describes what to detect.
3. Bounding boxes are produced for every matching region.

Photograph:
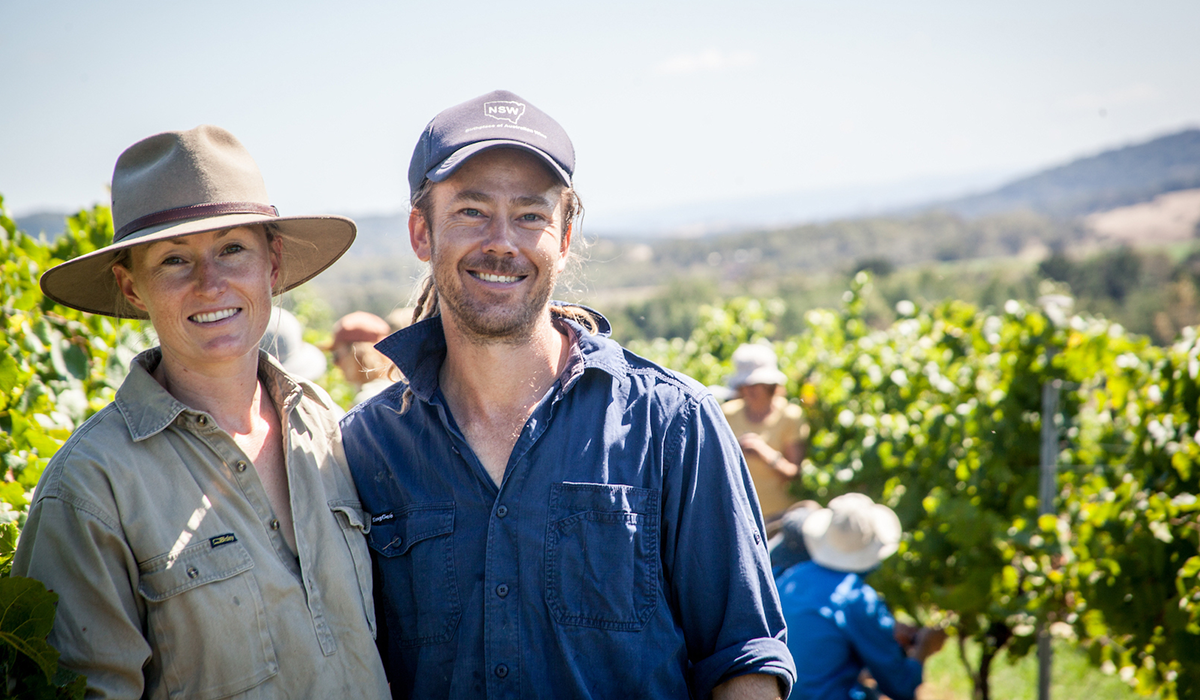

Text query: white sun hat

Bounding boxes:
[802,493,902,573]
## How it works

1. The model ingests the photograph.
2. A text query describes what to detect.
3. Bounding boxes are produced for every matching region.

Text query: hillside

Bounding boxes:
[935,128,1200,219]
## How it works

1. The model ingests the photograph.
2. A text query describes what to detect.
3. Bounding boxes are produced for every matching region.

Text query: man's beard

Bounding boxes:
[431,249,557,345]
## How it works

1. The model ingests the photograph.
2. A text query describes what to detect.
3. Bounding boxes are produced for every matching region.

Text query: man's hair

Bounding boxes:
[407,175,597,333]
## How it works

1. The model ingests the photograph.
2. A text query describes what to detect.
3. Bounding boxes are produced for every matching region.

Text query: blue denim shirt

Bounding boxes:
[341,312,794,699]
[777,562,922,700]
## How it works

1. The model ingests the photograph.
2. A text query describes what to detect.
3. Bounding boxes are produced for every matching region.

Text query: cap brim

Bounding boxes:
[427,140,572,187]
[40,212,356,319]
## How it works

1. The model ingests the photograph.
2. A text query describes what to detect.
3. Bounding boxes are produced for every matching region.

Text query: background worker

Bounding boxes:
[328,310,396,404]
[779,493,946,700]
[722,343,809,527]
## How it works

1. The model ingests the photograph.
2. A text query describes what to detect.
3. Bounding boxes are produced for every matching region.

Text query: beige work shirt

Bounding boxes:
[14,349,390,700]
[722,395,809,518]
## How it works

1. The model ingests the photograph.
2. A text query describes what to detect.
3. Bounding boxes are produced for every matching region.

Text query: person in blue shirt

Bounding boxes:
[775,493,946,700]
[339,90,795,699]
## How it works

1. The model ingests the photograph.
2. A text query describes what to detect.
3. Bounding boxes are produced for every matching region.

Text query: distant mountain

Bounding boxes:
[933,128,1200,219]
[13,211,70,239]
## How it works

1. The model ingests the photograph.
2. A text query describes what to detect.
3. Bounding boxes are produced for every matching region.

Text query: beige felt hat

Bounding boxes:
[40,125,356,319]
[802,493,902,573]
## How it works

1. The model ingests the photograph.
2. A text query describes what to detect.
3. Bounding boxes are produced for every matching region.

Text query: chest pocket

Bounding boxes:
[367,503,461,647]
[545,482,660,631]
[137,539,277,700]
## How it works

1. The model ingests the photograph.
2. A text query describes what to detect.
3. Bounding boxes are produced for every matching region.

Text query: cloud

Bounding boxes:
[1056,83,1161,111]
[653,49,759,76]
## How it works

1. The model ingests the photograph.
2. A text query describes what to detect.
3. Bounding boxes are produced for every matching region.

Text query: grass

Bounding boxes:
[917,639,1156,700]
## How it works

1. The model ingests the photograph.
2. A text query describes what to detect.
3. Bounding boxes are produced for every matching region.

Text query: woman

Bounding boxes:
[14,126,389,699]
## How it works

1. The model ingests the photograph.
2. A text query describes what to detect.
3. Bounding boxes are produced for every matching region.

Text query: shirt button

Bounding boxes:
[494,664,509,678]
[187,566,199,579]
[197,416,208,426]
[270,519,281,531]
[236,460,248,473]
[496,505,508,518]
[496,584,509,598]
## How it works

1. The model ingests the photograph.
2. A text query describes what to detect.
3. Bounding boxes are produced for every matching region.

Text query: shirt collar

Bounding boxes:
[374,304,624,403]
[115,347,306,442]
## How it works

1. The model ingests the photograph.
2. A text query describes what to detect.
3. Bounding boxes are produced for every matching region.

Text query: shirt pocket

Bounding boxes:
[545,482,660,631]
[137,539,278,700]
[366,502,461,647]
[330,500,377,638]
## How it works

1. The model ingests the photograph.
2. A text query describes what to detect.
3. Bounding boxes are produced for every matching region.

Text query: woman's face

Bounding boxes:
[113,226,282,372]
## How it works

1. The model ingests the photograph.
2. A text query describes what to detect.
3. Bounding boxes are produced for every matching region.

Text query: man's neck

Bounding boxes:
[437,311,570,486]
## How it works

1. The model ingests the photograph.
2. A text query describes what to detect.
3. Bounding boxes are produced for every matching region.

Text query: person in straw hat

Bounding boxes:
[13,126,389,699]
[721,343,809,527]
[777,493,946,700]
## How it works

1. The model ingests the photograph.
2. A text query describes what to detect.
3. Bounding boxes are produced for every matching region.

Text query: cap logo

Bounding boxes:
[484,100,526,125]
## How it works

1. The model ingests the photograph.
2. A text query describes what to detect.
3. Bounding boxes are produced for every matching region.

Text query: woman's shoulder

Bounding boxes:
[30,403,136,515]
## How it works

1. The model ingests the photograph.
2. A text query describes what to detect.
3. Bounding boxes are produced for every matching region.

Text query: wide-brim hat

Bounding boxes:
[802,493,902,573]
[727,343,788,389]
[40,125,356,319]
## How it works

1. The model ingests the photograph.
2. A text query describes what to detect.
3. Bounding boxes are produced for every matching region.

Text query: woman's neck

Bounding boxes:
[152,348,265,434]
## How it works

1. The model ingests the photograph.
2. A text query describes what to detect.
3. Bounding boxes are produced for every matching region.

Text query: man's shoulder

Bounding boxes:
[581,334,710,402]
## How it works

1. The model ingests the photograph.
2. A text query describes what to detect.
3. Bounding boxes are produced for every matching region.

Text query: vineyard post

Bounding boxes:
[1037,377,1061,700]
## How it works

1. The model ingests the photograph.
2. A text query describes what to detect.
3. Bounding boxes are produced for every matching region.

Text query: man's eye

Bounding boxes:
[463,208,483,217]
[520,213,543,222]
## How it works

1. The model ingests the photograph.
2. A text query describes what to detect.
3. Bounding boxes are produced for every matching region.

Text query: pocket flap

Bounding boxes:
[138,538,254,602]
[330,500,369,532]
[366,503,454,557]
[550,482,658,520]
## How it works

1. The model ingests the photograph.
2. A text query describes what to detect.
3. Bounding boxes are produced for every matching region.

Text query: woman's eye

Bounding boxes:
[223,243,245,254]
[161,255,185,265]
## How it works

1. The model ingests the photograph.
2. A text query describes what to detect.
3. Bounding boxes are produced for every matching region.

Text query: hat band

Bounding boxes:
[115,202,279,242]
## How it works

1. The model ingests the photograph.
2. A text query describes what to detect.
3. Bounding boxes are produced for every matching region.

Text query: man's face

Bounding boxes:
[410,148,570,342]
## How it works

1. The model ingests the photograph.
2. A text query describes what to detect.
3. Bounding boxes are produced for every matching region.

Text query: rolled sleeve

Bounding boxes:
[664,394,795,698]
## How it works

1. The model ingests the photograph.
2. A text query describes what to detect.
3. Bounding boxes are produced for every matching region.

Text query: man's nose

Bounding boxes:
[480,216,519,256]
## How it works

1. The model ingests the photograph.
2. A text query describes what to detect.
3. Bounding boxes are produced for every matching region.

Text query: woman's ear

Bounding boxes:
[112,262,149,313]
[268,232,284,290]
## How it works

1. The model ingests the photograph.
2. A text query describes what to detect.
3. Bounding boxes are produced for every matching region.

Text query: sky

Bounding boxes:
[3,0,1198,234]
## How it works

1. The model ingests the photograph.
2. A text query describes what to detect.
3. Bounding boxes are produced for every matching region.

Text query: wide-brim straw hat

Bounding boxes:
[727,343,788,389]
[802,493,902,573]
[40,125,355,319]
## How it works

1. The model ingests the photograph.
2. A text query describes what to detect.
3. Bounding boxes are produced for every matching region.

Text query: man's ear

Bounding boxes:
[555,222,572,273]
[410,209,432,263]
[112,263,149,313]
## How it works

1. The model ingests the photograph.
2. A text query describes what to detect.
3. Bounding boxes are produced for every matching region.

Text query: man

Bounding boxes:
[721,344,808,527]
[341,90,794,699]
[328,310,396,404]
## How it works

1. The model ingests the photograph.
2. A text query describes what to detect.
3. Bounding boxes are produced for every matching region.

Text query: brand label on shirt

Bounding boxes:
[371,512,394,524]
[209,533,237,548]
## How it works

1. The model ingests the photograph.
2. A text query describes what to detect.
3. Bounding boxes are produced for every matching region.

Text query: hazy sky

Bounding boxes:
[3,0,1198,228]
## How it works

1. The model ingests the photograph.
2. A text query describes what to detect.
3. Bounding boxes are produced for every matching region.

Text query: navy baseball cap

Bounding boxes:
[407,89,575,194]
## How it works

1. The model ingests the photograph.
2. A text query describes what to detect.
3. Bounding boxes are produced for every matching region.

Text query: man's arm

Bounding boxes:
[661,395,795,697]
[712,672,785,700]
